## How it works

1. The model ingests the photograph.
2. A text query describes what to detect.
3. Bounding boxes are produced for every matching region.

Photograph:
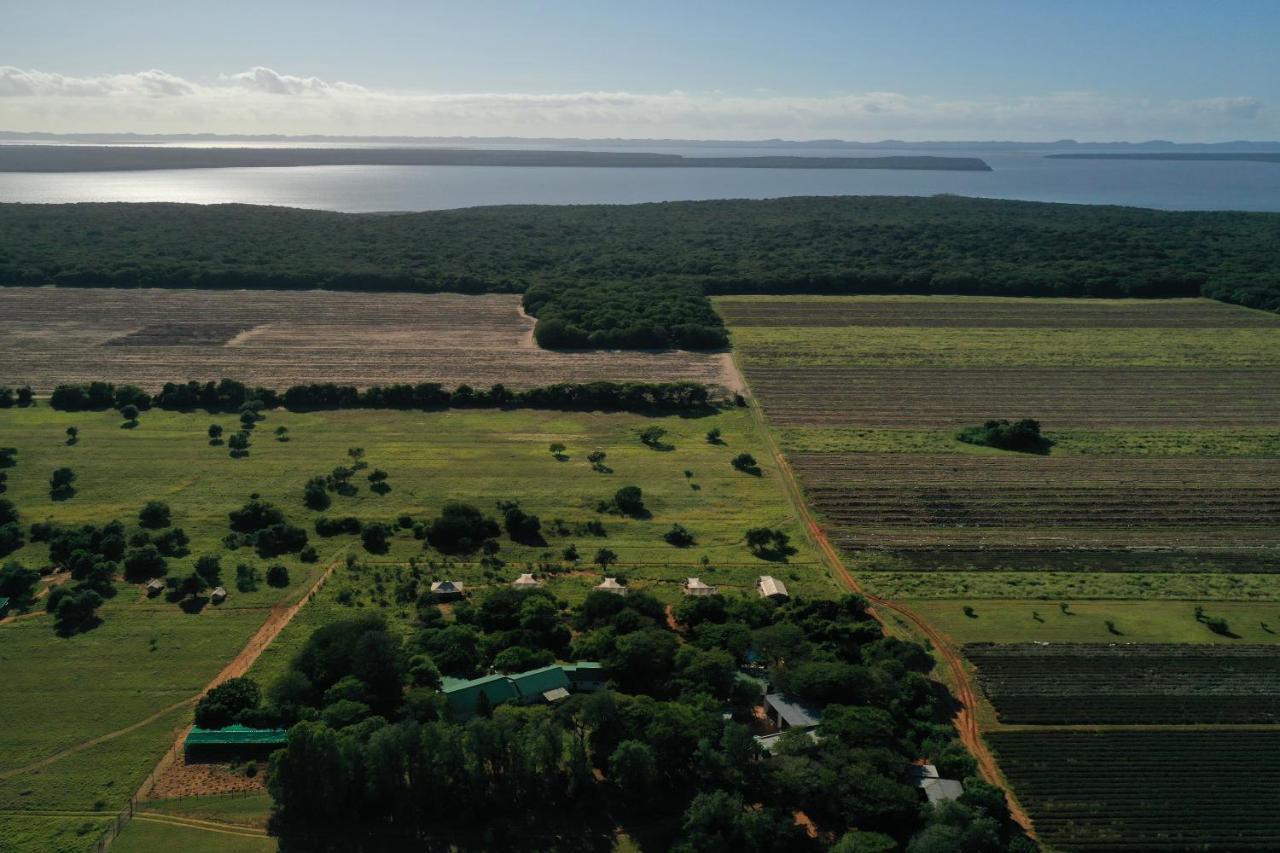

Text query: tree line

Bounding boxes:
[47,379,715,414]
[0,196,1276,345]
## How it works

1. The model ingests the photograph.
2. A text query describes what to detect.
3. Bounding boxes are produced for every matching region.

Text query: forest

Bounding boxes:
[1,196,1277,348]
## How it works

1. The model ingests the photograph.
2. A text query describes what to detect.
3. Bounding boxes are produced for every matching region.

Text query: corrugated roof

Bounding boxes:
[765,693,822,729]
[510,665,571,699]
[185,725,288,746]
[0,597,9,609]
[757,576,789,598]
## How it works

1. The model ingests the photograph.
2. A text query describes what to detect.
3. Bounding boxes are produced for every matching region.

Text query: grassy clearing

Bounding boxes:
[0,404,824,837]
[779,427,1280,457]
[110,817,275,853]
[906,599,1280,645]
[730,325,1280,368]
[0,814,114,853]
[862,570,1280,601]
[142,792,273,829]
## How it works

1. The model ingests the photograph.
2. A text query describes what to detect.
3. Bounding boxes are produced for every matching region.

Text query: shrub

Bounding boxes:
[611,486,646,517]
[138,500,171,529]
[664,524,695,547]
[50,467,76,499]
[425,503,499,554]
[267,563,290,587]
[956,418,1054,453]
[194,677,261,729]
[361,522,393,554]
[731,453,760,474]
[235,562,259,592]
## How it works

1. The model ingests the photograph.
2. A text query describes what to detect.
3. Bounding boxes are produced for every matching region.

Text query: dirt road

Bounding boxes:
[737,360,1036,838]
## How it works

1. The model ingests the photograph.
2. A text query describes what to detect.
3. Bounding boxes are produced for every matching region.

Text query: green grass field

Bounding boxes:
[779,427,1280,457]
[110,817,275,853]
[0,403,825,852]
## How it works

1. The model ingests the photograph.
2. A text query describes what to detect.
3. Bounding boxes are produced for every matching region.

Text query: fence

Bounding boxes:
[89,734,184,851]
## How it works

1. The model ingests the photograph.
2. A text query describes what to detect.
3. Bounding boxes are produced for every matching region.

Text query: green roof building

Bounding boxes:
[0,597,10,616]
[184,724,288,757]
[443,662,603,721]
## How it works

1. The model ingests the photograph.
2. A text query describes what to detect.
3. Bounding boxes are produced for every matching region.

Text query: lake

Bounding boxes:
[1,146,1278,212]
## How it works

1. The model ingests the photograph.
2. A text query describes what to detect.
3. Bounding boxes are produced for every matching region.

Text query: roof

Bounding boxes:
[146,579,165,589]
[542,687,571,703]
[563,662,604,682]
[764,693,822,729]
[185,725,288,747]
[684,577,716,590]
[509,665,571,699]
[443,673,519,716]
[431,580,464,594]
[757,576,789,598]
[909,764,964,803]
[596,577,625,590]
[211,586,227,598]
[0,597,9,609]
[512,573,540,586]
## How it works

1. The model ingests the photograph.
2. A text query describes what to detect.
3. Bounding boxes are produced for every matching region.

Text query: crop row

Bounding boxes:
[990,731,1280,851]
[860,548,1280,574]
[968,644,1280,724]
[744,366,1280,428]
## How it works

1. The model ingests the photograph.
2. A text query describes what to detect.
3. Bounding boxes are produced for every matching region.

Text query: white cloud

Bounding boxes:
[0,66,1270,141]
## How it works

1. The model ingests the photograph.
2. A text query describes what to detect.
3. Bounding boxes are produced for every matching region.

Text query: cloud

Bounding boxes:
[0,66,1270,141]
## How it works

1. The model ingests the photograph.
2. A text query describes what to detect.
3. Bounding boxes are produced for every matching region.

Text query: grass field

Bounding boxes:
[111,817,275,853]
[0,402,822,851]
[0,287,735,393]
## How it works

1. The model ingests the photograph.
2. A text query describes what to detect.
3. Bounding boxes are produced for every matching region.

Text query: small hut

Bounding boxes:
[512,573,541,589]
[595,577,627,596]
[145,578,165,597]
[909,764,964,804]
[756,575,789,601]
[683,577,717,596]
[431,580,465,600]
[210,586,227,604]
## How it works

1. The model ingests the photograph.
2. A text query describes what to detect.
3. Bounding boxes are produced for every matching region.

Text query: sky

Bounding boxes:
[1,0,1277,141]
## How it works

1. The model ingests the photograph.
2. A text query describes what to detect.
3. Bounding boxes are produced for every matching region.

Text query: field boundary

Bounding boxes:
[731,351,1037,838]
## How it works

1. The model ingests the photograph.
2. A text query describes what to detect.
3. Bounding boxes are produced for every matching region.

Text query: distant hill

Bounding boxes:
[1048,152,1280,163]
[0,145,991,172]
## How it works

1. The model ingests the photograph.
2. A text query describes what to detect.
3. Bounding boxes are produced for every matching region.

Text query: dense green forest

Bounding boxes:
[1,197,1277,344]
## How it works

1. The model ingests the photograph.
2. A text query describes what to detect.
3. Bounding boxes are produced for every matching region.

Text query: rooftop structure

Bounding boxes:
[909,764,965,804]
[512,573,541,588]
[442,662,605,720]
[145,579,165,595]
[757,575,789,600]
[683,577,717,596]
[184,724,288,757]
[210,586,227,604]
[431,580,465,598]
[596,577,627,595]
[764,693,822,731]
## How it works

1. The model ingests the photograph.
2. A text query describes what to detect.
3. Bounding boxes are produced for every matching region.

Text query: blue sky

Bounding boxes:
[2,1,1276,140]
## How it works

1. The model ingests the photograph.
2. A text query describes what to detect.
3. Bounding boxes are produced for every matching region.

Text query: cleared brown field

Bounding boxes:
[793,453,1280,550]
[716,295,1280,328]
[0,287,736,392]
[745,366,1280,428]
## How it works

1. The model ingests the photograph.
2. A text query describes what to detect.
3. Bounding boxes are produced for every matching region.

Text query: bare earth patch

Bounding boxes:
[0,287,730,393]
[148,758,266,799]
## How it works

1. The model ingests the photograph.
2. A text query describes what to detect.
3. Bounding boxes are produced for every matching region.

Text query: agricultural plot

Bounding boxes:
[989,731,1280,852]
[0,287,736,393]
[0,403,822,850]
[967,644,1280,725]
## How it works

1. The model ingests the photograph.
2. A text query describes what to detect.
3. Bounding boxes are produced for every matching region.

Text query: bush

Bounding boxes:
[425,503,499,554]
[267,563,290,587]
[731,453,760,474]
[611,486,646,517]
[50,467,76,499]
[303,477,331,511]
[664,524,695,547]
[361,522,393,554]
[956,418,1054,453]
[138,500,171,528]
[315,516,362,536]
[194,677,261,729]
[123,546,167,581]
[235,562,259,592]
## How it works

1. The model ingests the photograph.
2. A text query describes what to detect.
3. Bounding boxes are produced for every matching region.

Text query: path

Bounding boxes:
[0,549,344,784]
[734,357,1036,838]
[133,811,269,839]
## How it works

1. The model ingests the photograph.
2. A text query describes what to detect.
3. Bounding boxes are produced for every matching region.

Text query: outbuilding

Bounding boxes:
[764,693,822,731]
[757,576,789,601]
[596,577,627,595]
[512,573,541,589]
[909,763,964,804]
[145,579,165,597]
[184,724,288,759]
[0,597,9,617]
[210,586,227,604]
[683,577,717,596]
[431,580,465,600]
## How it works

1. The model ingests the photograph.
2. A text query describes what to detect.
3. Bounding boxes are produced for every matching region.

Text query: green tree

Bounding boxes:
[138,500,171,529]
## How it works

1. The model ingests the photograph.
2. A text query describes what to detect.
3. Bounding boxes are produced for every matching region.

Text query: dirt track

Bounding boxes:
[736,357,1036,838]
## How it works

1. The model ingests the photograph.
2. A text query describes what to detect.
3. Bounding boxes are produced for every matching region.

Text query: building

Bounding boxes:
[683,577,717,596]
[442,662,605,720]
[757,576,789,601]
[145,579,165,597]
[210,586,227,604]
[595,577,627,595]
[512,573,541,589]
[764,693,822,731]
[184,725,288,759]
[0,597,9,617]
[909,764,964,804]
[431,580,465,599]
[754,729,820,753]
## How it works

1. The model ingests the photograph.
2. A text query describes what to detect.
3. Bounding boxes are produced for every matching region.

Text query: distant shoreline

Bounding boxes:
[0,145,991,173]
[1048,153,1280,164]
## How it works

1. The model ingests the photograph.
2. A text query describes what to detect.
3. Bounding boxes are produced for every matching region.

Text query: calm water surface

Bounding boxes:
[1,147,1277,212]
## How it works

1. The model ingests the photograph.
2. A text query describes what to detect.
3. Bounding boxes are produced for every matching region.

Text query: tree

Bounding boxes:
[123,546,167,581]
[706,426,723,444]
[65,426,78,445]
[236,562,260,592]
[665,523,695,547]
[49,467,76,499]
[492,645,554,673]
[119,404,140,426]
[228,430,251,457]
[594,548,618,569]
[303,476,331,510]
[138,500,171,529]
[368,468,390,495]
[549,442,567,460]
[275,425,290,442]
[361,522,392,554]
[194,554,222,587]
[639,426,670,449]
[267,563,290,587]
[0,560,39,608]
[731,453,760,475]
[195,677,262,728]
[587,450,610,473]
[609,740,658,797]
[425,503,499,554]
[208,423,224,444]
[0,448,15,468]
[0,519,20,557]
[612,486,646,517]
[50,587,103,635]
[499,501,543,544]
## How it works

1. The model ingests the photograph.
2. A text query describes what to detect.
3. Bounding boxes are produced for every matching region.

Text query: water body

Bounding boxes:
[1,146,1278,212]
